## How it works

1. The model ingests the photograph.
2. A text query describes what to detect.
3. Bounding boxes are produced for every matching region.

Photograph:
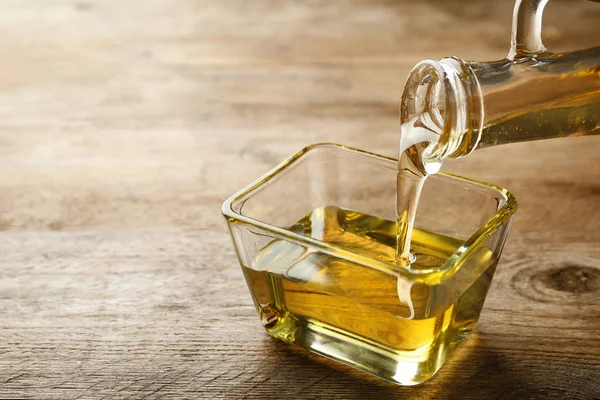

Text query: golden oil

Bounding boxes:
[241,206,497,385]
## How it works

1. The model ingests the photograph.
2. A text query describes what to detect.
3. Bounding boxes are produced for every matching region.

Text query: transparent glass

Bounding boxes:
[222,144,517,386]
[400,0,600,168]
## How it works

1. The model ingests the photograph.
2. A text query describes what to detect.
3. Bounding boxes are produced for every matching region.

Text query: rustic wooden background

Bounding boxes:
[0,0,599,399]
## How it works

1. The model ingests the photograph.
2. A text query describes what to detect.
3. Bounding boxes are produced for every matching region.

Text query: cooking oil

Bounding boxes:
[396,114,441,266]
[242,205,497,385]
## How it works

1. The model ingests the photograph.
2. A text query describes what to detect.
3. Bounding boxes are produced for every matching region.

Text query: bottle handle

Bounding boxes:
[509,0,600,59]
[508,0,549,59]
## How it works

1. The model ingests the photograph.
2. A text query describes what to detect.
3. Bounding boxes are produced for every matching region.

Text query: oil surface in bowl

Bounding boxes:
[241,206,497,385]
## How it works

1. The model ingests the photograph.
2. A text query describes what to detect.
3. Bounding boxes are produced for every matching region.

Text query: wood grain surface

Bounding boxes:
[0,0,599,399]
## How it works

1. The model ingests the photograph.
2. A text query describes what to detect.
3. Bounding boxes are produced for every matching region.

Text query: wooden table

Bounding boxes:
[1,1,598,398]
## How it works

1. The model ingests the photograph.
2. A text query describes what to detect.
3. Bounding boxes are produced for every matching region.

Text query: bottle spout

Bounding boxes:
[400,58,484,166]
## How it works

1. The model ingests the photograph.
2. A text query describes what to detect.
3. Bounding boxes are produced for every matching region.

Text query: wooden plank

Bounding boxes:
[0,0,598,398]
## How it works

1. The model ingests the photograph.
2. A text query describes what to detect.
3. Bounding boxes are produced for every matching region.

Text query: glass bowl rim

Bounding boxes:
[222,143,517,283]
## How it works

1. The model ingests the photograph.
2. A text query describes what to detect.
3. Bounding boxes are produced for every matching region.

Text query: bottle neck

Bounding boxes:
[401,48,600,163]
[469,48,600,150]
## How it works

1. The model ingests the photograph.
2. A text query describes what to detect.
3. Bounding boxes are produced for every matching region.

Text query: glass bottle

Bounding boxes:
[401,0,600,170]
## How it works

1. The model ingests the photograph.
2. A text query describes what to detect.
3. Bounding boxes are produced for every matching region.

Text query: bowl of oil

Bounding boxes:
[222,143,517,385]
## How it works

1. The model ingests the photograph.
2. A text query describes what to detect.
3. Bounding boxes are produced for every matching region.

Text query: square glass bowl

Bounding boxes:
[222,143,517,385]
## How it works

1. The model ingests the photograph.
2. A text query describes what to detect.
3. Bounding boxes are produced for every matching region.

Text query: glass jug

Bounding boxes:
[401,0,600,170]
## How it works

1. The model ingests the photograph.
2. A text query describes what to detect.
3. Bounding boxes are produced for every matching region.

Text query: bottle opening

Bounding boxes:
[400,58,484,166]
